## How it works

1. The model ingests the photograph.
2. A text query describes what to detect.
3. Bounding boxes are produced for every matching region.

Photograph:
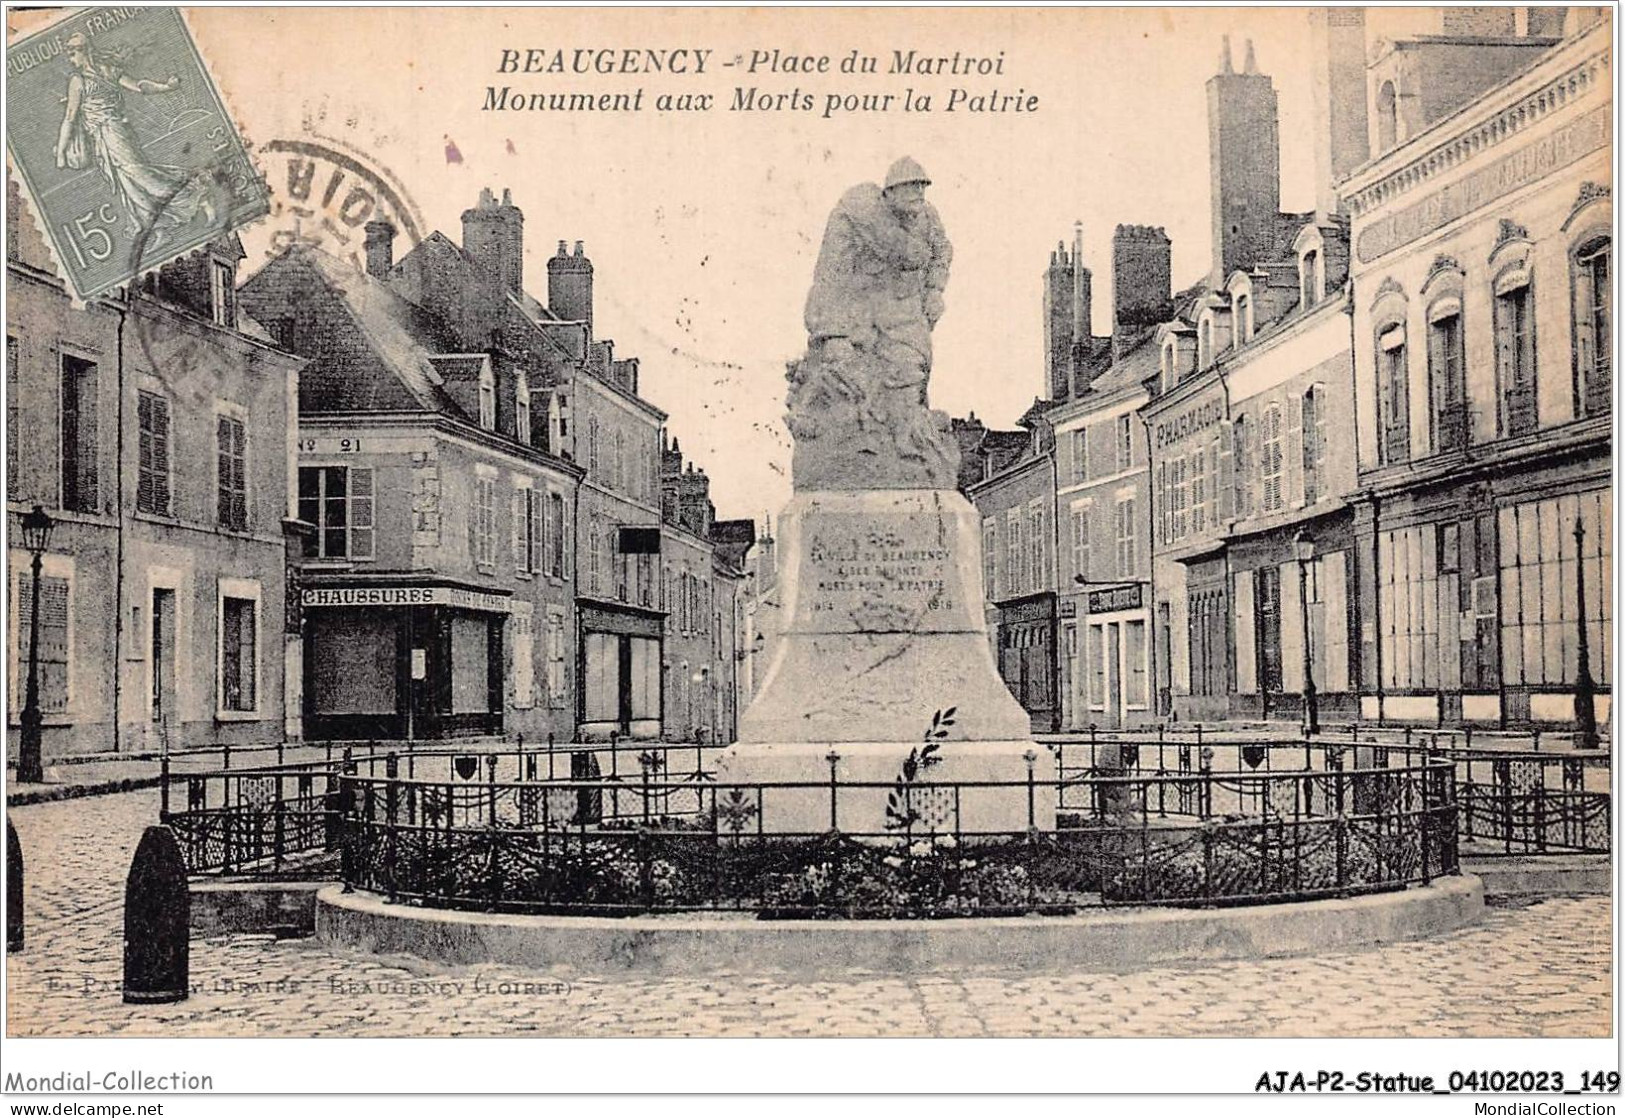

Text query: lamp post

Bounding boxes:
[17,506,55,785]
[1573,517,1601,750]
[1294,530,1319,738]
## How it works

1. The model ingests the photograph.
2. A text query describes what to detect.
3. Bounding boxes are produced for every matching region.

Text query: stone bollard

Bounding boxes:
[122,825,189,1004]
[6,816,22,953]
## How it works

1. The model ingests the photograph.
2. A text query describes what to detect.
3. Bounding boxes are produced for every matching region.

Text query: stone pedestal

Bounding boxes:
[721,490,1052,833]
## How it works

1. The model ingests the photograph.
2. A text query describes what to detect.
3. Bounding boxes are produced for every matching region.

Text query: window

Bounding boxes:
[1117,416,1132,472]
[1028,502,1045,590]
[1232,417,1251,521]
[135,389,169,515]
[478,379,496,431]
[1301,385,1326,504]
[1072,428,1089,483]
[1427,311,1467,453]
[216,415,247,530]
[7,336,18,501]
[1190,447,1207,536]
[1378,327,1411,464]
[547,491,567,577]
[1300,249,1321,310]
[473,475,496,567]
[220,596,257,711]
[1234,293,1251,346]
[1070,505,1090,585]
[546,607,567,706]
[1572,236,1611,417]
[210,259,236,329]
[61,356,99,513]
[1170,456,1188,541]
[11,570,70,713]
[1376,81,1398,151]
[588,417,600,476]
[1004,508,1020,597]
[297,465,374,559]
[1500,493,1612,687]
[1261,404,1284,513]
[1377,525,1448,691]
[1199,319,1213,369]
[516,382,532,446]
[512,485,544,574]
[1495,279,1537,436]
[613,429,625,493]
[1115,497,1136,578]
[511,607,535,709]
[982,517,996,598]
[1189,587,1228,697]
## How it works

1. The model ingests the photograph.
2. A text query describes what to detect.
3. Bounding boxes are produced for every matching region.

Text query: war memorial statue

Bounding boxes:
[721,159,1052,832]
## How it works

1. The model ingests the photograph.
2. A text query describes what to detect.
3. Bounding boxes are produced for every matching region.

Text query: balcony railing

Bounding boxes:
[1432,400,1471,455]
[1502,384,1537,437]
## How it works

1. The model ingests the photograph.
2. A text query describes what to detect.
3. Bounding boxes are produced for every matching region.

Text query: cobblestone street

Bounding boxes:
[4,789,1613,1038]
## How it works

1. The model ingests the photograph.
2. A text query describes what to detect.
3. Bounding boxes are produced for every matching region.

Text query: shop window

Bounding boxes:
[217,415,247,530]
[62,356,100,513]
[1572,236,1611,418]
[220,595,257,712]
[297,465,375,560]
[1500,493,1612,687]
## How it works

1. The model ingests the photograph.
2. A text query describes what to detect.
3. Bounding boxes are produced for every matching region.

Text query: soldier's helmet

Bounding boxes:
[883,157,932,191]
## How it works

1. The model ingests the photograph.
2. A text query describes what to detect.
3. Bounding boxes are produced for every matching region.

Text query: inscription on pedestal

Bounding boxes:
[799,516,961,632]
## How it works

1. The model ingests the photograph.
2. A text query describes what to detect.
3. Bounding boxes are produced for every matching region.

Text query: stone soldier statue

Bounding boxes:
[788,157,958,490]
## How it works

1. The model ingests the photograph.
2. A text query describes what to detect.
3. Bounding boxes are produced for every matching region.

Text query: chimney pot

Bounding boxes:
[573,240,585,257]
[502,187,513,206]
[1220,34,1234,74]
[557,239,568,256]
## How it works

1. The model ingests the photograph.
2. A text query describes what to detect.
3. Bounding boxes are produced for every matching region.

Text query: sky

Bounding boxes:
[29,6,1439,522]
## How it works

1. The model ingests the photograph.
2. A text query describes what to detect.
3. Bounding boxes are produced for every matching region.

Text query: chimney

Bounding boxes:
[460,187,524,294]
[364,218,396,279]
[548,238,594,331]
[1043,239,1076,402]
[1441,6,1517,35]
[1207,38,1281,284]
[1112,224,1172,339]
[1309,8,1370,218]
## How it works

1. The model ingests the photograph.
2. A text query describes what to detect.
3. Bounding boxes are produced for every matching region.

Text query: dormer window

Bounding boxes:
[1376,80,1399,151]
[515,372,531,445]
[1301,250,1321,309]
[1161,340,1175,386]
[1233,293,1252,346]
[1199,318,1214,369]
[210,258,236,329]
[479,378,496,430]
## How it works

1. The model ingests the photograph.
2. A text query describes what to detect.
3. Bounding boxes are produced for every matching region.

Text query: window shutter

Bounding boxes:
[151,395,170,514]
[512,489,525,571]
[218,417,232,527]
[1494,298,1515,430]
[350,467,375,559]
[1300,390,1318,504]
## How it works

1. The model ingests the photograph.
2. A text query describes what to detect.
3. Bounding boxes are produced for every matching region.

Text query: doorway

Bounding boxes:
[1104,623,1122,730]
[151,588,177,743]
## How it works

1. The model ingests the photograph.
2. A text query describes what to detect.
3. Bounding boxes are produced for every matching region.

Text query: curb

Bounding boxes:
[316,874,1485,976]
[7,775,163,807]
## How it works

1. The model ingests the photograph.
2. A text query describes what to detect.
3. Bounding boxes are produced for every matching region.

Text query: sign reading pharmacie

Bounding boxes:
[301,584,512,613]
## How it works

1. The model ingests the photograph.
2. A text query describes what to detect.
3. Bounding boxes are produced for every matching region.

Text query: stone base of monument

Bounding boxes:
[714,740,1057,834]
[729,488,1044,834]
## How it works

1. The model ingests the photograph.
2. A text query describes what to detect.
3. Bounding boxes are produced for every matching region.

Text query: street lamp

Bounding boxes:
[17,505,55,785]
[1294,530,1319,738]
[1573,517,1601,750]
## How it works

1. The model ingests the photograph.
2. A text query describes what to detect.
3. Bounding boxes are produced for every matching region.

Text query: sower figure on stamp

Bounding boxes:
[55,32,215,243]
[788,156,958,490]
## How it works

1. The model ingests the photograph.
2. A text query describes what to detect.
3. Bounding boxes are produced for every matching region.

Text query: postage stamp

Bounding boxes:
[4,6,270,300]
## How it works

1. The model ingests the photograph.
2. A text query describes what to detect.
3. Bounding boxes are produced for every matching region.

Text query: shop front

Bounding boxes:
[301,580,510,741]
[996,593,1059,733]
[578,603,663,740]
[1080,583,1152,730]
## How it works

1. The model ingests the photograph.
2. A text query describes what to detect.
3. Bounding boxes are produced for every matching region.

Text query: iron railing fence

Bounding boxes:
[335,759,1458,916]
[1454,750,1611,855]
[160,737,727,875]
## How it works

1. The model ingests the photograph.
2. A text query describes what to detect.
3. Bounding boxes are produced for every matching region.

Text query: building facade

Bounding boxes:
[8,178,303,759]
[241,208,583,743]
[1344,13,1612,729]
